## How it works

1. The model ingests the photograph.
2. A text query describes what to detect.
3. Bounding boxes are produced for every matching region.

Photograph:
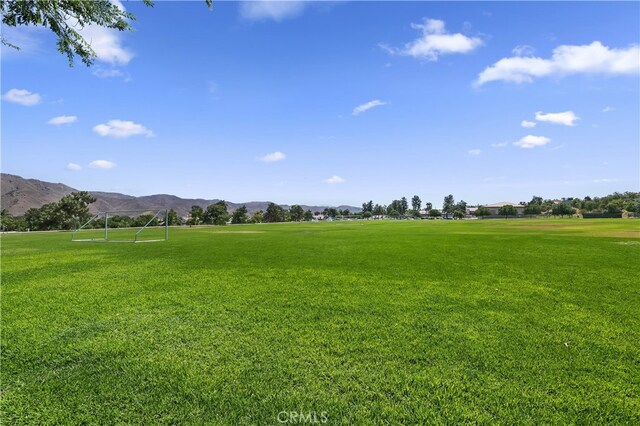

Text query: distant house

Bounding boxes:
[484,202,526,217]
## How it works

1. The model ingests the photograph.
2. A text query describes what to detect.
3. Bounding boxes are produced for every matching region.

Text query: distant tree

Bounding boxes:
[231,205,248,224]
[410,209,421,218]
[167,209,181,226]
[498,205,517,219]
[303,210,314,221]
[400,197,409,214]
[109,215,133,228]
[475,206,491,218]
[0,209,13,231]
[133,214,158,227]
[264,203,286,223]
[389,200,407,215]
[411,195,421,212]
[442,194,455,216]
[387,209,400,218]
[203,201,229,225]
[453,210,465,219]
[323,207,338,218]
[57,191,96,229]
[25,203,62,230]
[524,204,543,217]
[551,203,575,218]
[425,202,432,212]
[571,198,582,208]
[455,200,467,214]
[362,200,374,213]
[372,204,385,216]
[530,196,543,205]
[605,203,622,214]
[428,209,441,218]
[342,209,351,216]
[623,201,640,215]
[249,210,264,223]
[362,211,372,219]
[290,205,304,221]
[187,205,204,225]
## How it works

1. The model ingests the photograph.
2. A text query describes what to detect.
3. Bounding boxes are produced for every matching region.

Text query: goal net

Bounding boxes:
[71,209,169,243]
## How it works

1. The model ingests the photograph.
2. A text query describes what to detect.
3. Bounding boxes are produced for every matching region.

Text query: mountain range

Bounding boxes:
[0,174,361,217]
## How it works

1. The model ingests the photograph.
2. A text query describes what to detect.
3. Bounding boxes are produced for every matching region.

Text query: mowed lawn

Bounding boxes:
[1,219,639,424]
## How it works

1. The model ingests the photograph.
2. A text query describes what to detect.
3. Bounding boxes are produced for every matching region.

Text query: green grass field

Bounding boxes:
[2,219,639,424]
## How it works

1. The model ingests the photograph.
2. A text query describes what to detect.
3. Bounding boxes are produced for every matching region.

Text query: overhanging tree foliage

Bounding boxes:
[1,0,212,66]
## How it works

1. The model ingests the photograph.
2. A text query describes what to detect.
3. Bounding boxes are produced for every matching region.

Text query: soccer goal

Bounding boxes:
[71,209,169,243]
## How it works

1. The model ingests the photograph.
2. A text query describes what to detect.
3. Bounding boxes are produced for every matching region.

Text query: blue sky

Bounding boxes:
[2,1,639,207]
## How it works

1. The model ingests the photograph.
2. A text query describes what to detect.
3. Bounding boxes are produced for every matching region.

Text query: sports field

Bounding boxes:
[1,219,639,424]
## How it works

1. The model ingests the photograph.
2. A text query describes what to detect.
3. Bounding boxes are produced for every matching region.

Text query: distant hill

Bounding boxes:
[0,173,360,217]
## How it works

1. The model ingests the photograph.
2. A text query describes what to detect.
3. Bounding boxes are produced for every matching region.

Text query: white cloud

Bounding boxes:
[535,111,578,126]
[260,151,286,162]
[88,160,116,169]
[491,141,508,148]
[602,106,615,113]
[239,1,306,22]
[593,178,618,184]
[92,68,124,78]
[512,45,535,56]
[468,149,481,156]
[476,41,640,85]
[521,120,536,128]
[513,135,551,149]
[48,115,78,125]
[352,100,386,116]
[324,175,345,184]
[78,25,133,65]
[382,18,483,61]
[66,163,82,171]
[93,120,155,138]
[2,88,42,106]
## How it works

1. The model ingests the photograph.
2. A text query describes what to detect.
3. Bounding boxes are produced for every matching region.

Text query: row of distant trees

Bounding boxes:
[1,191,638,232]
[360,195,469,219]
[1,192,97,232]
[186,202,318,225]
[360,192,640,220]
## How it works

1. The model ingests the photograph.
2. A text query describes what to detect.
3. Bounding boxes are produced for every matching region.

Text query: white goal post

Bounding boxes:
[71,209,169,243]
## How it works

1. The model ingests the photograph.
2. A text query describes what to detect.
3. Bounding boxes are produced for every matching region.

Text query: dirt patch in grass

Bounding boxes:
[512,224,584,231]
[1,248,40,255]
[598,231,640,238]
[208,231,266,234]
